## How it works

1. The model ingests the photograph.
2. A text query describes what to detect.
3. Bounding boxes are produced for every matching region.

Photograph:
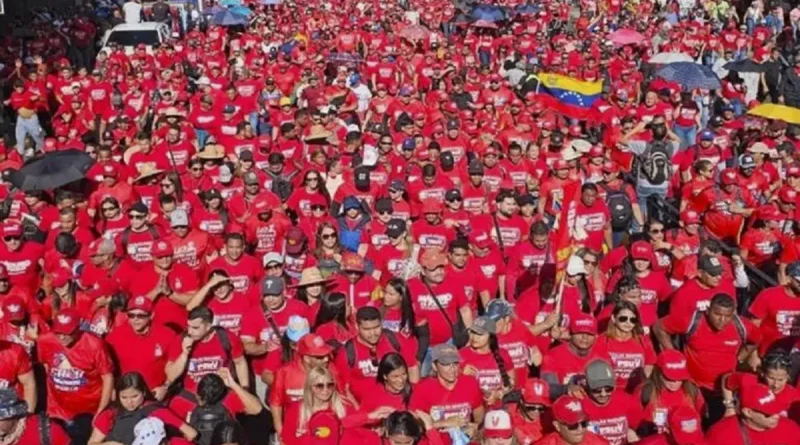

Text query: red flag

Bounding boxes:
[554,179,581,279]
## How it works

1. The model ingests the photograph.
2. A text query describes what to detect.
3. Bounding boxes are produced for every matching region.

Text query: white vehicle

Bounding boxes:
[99,22,171,55]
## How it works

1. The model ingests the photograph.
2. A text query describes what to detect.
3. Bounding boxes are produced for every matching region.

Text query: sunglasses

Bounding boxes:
[313,382,335,390]
[583,259,597,266]
[321,233,337,240]
[306,177,320,182]
[3,236,21,242]
[173,225,189,230]
[160,182,174,187]
[590,386,614,395]
[616,315,637,324]
[127,312,150,320]
[102,206,118,212]
[311,205,326,211]
[649,228,664,234]
[266,264,282,270]
[129,214,146,220]
[564,421,589,431]
[523,405,547,413]
[190,167,202,172]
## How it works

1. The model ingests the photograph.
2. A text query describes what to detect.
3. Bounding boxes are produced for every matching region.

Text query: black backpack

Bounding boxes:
[638,140,672,186]
[105,404,160,445]
[165,327,235,400]
[599,182,634,231]
[120,225,161,254]
[343,330,402,368]
[189,403,234,445]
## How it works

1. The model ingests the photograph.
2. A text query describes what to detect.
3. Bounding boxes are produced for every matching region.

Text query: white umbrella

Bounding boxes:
[648,52,694,64]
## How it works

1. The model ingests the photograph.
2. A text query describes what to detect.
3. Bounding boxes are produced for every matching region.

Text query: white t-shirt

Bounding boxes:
[350,84,373,113]
[123,1,143,24]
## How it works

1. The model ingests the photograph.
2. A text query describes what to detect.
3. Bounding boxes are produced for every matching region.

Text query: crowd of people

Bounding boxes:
[4,0,800,443]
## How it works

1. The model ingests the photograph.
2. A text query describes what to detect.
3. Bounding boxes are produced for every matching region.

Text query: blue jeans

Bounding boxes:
[672,123,696,151]
[421,338,453,377]
[636,185,667,221]
[196,129,209,147]
[730,98,744,116]
[15,115,44,154]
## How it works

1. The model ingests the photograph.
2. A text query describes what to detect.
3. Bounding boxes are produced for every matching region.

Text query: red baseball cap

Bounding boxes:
[589,146,604,158]
[50,268,72,288]
[788,166,800,178]
[553,159,570,170]
[102,164,119,178]
[2,222,22,238]
[340,252,365,272]
[758,205,782,221]
[421,198,443,214]
[740,383,783,416]
[305,410,341,445]
[87,278,120,300]
[680,210,701,225]
[720,168,738,185]
[570,313,597,335]
[297,333,334,356]
[668,406,704,445]
[52,308,81,335]
[602,161,619,173]
[2,295,27,322]
[779,187,798,204]
[630,240,654,263]
[552,396,587,425]
[469,230,493,249]
[151,240,174,258]
[657,349,690,381]
[126,295,154,313]
[521,378,551,406]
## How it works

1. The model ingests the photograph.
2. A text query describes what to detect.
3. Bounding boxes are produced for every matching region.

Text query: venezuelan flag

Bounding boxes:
[539,73,603,109]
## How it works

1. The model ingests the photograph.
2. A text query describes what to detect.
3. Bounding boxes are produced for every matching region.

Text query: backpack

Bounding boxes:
[638,140,672,186]
[165,327,235,400]
[38,411,50,445]
[120,225,161,254]
[344,329,402,368]
[337,215,370,252]
[106,404,160,445]
[189,403,234,445]
[599,182,634,231]
[686,310,746,344]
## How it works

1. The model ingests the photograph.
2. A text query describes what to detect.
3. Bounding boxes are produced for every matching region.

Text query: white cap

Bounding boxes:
[132,418,166,445]
[170,209,189,228]
[566,255,586,276]
[197,76,211,86]
[219,165,232,183]
[483,409,513,439]
[263,252,284,267]
[362,145,379,167]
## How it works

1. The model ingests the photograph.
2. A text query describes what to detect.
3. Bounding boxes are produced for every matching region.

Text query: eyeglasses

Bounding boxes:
[127,312,150,320]
[378,210,392,215]
[102,206,118,212]
[313,382,335,390]
[190,167,202,172]
[583,259,597,266]
[564,421,589,431]
[321,233,337,240]
[616,315,637,324]
[129,214,146,220]
[649,228,664,234]
[380,141,392,146]
[173,225,189,230]
[590,386,614,395]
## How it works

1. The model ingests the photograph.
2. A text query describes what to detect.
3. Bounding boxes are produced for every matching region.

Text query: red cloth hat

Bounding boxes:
[126,295,154,313]
[741,383,783,416]
[52,308,81,335]
[569,313,597,335]
[2,295,27,321]
[521,378,551,406]
[151,240,174,258]
[657,349,690,381]
[668,406,704,445]
[297,333,334,356]
[552,396,587,424]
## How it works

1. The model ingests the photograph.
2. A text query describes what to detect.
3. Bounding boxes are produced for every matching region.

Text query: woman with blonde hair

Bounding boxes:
[279,365,392,443]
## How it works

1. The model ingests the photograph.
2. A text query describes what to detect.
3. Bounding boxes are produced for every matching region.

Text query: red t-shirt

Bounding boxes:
[706,416,800,445]
[334,334,418,399]
[165,328,244,394]
[0,340,32,397]
[408,277,469,345]
[749,285,800,354]
[540,343,610,385]
[593,335,657,392]
[668,279,735,326]
[37,332,114,420]
[106,323,177,390]
[18,414,71,445]
[409,376,483,426]
[582,391,642,445]
[574,200,611,252]
[459,347,514,394]
[120,263,199,332]
[726,372,799,418]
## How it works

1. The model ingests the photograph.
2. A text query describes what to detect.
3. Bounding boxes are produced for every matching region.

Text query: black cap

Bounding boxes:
[440,151,455,171]
[698,255,723,276]
[517,194,536,206]
[239,150,254,161]
[268,153,284,165]
[354,166,370,190]
[375,198,393,214]
[445,189,462,201]
[386,218,407,238]
[468,160,484,176]
[389,180,405,192]
[422,164,436,178]
[129,202,148,215]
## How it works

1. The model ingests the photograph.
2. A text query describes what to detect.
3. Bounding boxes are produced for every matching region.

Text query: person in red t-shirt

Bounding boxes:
[37,308,114,444]
[654,294,760,424]
[749,262,800,355]
[164,307,248,399]
[0,340,35,412]
[0,388,71,445]
[593,301,657,393]
[578,359,643,445]
[105,296,178,399]
[722,350,798,420]
[541,314,610,387]
[573,183,613,253]
[706,383,800,445]
[535,395,610,445]
[637,406,708,445]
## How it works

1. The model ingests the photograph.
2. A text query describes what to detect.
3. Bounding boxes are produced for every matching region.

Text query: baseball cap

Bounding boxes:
[242,171,259,185]
[306,410,341,445]
[668,406,704,445]
[421,198,443,214]
[680,210,701,225]
[758,205,782,221]
[297,333,334,356]
[239,150,254,162]
[585,359,616,390]
[552,396,587,424]
[698,130,714,141]
[89,238,116,256]
[151,241,174,258]
[87,278,120,300]
[132,417,167,445]
[374,198,393,214]
[401,138,416,151]
[740,383,783,416]
[170,209,189,228]
[431,343,461,364]
[2,295,26,322]
[739,154,756,169]
[52,308,81,335]
[630,240,654,262]
[780,187,798,203]
[720,168,738,185]
[570,314,598,335]
[602,161,619,173]
[445,189,462,202]
[657,350,690,381]
[343,196,361,211]
[698,255,723,276]
[486,299,512,321]
[2,223,21,238]
[127,295,154,313]
[420,249,448,269]
[469,230,493,250]
[483,410,513,439]
[263,252,284,267]
[469,316,496,335]
[286,315,310,342]
[522,378,551,406]
[389,180,405,192]
[786,261,800,280]
[341,253,365,272]
[468,160,485,176]
[262,277,284,296]
[386,219,407,239]
[285,227,307,255]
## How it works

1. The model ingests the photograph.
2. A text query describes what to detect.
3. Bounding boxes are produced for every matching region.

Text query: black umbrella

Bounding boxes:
[722,59,767,73]
[9,150,95,191]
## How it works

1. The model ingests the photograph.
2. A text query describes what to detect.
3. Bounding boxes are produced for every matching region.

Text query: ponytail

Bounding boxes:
[489,334,512,389]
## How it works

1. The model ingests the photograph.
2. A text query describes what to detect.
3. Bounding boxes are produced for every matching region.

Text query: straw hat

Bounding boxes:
[198,144,226,160]
[293,267,332,288]
[162,107,185,119]
[304,126,333,144]
[134,165,165,183]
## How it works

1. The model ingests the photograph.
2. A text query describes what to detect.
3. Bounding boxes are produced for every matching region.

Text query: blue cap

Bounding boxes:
[402,138,416,151]
[343,196,361,211]
[286,315,310,342]
[699,130,714,141]
[222,104,236,114]
[721,103,735,112]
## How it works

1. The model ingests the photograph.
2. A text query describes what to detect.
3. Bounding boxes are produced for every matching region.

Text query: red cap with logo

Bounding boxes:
[779,187,798,204]
[2,295,27,321]
[668,406,704,445]
[657,349,690,381]
[469,230,494,249]
[720,168,738,185]
[2,222,22,238]
[50,268,73,288]
[522,378,551,406]
[680,210,701,225]
[151,240,174,258]
[126,295,154,313]
[52,308,81,335]
[552,396,587,424]
[740,383,783,416]
[570,313,598,335]
[297,333,334,356]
